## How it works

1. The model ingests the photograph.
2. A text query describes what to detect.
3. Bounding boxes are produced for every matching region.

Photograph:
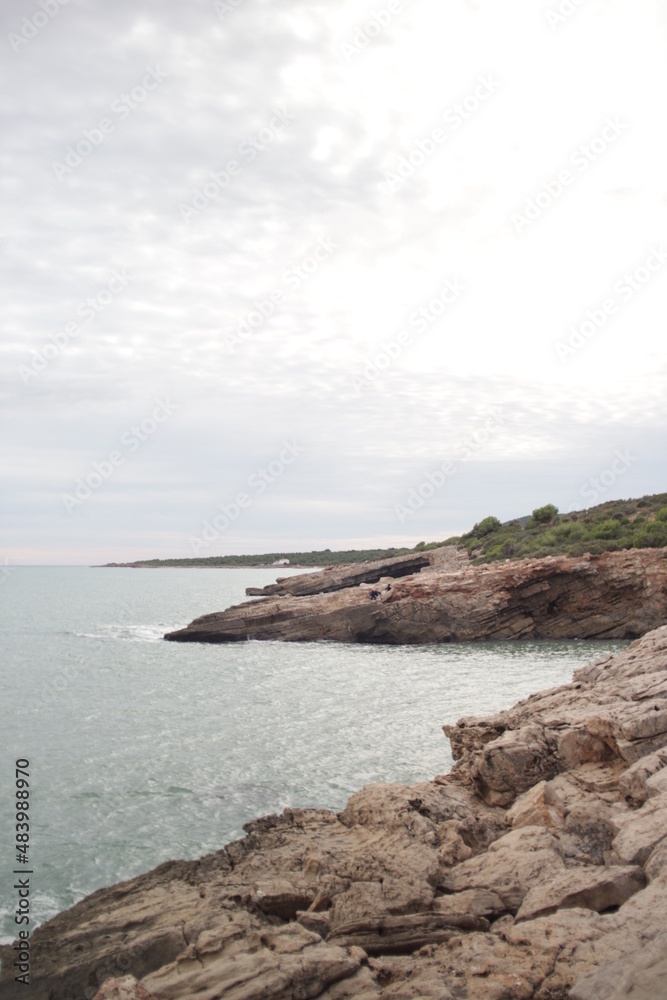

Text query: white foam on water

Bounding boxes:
[71,623,168,642]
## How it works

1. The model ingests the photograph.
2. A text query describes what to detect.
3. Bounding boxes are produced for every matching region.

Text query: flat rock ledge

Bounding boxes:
[164,547,667,644]
[3,626,667,999]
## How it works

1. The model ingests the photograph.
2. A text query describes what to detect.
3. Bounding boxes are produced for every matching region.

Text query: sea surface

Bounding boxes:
[0,566,628,943]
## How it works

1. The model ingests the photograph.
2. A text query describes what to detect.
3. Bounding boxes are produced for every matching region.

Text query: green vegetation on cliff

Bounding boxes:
[461,493,667,563]
[104,493,666,569]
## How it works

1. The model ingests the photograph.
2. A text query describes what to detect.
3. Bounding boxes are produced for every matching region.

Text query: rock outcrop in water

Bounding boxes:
[3,626,667,999]
[164,547,667,644]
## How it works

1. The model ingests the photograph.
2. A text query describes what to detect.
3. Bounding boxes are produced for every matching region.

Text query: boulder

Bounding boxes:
[515,864,645,921]
[441,826,566,912]
[142,922,361,1000]
[618,748,667,806]
[570,931,667,1000]
[611,791,667,865]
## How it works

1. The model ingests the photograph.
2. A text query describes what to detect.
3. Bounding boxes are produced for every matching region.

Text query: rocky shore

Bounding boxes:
[3,624,667,999]
[164,547,666,644]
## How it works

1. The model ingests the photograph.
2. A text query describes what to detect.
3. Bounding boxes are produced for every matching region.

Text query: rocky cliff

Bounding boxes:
[164,547,667,644]
[3,626,667,999]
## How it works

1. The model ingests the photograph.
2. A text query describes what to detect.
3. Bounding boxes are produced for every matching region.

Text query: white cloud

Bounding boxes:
[0,0,665,563]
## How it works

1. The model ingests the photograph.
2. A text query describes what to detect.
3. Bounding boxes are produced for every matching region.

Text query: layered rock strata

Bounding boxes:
[3,626,667,999]
[165,547,667,644]
[244,550,441,598]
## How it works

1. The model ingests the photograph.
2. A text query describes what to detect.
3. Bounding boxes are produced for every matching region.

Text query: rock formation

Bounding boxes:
[164,547,666,644]
[3,625,667,999]
[244,550,437,597]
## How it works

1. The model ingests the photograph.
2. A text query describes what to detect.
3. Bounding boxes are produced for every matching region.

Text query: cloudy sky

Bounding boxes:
[1,0,665,564]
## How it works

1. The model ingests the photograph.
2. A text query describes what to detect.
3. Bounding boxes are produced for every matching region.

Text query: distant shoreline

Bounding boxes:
[97,563,319,570]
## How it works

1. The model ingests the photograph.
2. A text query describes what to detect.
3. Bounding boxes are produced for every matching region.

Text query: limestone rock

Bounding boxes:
[142,922,361,1000]
[505,779,566,831]
[646,767,667,797]
[165,548,667,644]
[93,978,157,1000]
[244,550,441,597]
[472,724,560,805]
[446,625,667,808]
[618,747,667,805]
[611,791,667,865]
[645,838,667,881]
[515,864,645,921]
[441,826,566,912]
[570,931,667,1000]
[432,887,505,920]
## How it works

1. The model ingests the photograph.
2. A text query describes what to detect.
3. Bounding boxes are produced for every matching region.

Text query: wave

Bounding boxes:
[0,891,62,945]
[70,624,168,643]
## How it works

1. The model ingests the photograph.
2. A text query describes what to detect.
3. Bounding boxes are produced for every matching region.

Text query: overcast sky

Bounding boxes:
[1,0,665,564]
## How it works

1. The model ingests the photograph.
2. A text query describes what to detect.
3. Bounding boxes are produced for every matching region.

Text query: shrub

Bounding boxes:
[591,519,624,540]
[473,516,502,537]
[552,522,587,542]
[632,523,667,549]
[532,504,559,524]
[656,507,667,523]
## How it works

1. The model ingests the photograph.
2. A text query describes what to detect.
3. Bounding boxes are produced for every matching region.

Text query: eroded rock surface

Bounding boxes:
[165,547,667,644]
[3,627,667,999]
[244,550,441,598]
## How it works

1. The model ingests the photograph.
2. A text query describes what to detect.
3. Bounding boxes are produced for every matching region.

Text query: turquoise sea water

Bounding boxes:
[0,566,628,944]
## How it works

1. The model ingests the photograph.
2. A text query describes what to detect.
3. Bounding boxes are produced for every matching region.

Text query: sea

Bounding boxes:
[0,566,629,944]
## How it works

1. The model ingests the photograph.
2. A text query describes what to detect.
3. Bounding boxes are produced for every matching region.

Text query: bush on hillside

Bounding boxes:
[531,504,559,524]
[471,516,502,537]
[632,523,667,549]
[591,519,624,540]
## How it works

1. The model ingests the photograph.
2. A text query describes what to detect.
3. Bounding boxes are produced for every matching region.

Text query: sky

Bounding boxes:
[1,0,666,564]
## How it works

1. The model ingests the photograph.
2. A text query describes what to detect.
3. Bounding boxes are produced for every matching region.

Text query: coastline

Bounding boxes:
[164,546,667,644]
[2,625,667,999]
[97,563,322,570]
